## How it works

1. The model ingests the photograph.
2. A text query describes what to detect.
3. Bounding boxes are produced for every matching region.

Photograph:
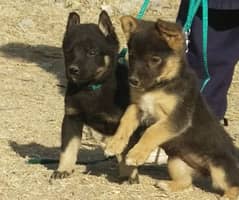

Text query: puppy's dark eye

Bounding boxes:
[148,56,162,68]
[151,56,162,64]
[87,48,98,57]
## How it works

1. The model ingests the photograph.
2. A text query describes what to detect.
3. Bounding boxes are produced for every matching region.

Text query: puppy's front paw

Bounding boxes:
[155,180,193,192]
[155,180,173,192]
[117,175,140,185]
[126,148,148,166]
[50,170,73,180]
[104,136,127,157]
[223,187,239,200]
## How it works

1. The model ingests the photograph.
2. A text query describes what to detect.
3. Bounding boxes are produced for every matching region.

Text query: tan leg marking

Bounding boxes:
[209,164,229,191]
[95,56,110,79]
[157,56,181,82]
[210,164,239,200]
[126,120,176,166]
[57,136,81,173]
[126,90,180,166]
[104,104,139,156]
[156,157,193,192]
[223,187,239,200]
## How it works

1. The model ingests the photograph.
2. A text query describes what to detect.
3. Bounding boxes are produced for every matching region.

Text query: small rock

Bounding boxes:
[54,0,65,8]
[18,18,34,31]
[150,0,161,7]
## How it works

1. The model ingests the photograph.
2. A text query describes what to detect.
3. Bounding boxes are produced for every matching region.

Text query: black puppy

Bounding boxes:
[50,11,138,182]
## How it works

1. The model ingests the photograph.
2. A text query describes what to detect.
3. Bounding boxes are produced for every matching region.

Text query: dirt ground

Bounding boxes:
[0,0,239,200]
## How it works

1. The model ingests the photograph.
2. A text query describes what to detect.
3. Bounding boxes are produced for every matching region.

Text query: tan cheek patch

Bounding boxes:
[157,56,181,82]
[104,55,110,67]
[65,107,80,115]
[95,67,105,76]
[95,55,111,78]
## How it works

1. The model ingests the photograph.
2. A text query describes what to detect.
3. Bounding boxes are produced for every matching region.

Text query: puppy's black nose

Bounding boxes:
[129,76,140,87]
[69,65,80,74]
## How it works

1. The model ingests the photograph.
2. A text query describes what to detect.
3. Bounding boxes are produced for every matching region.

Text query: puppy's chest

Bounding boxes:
[80,91,114,111]
[138,94,159,126]
[66,89,115,113]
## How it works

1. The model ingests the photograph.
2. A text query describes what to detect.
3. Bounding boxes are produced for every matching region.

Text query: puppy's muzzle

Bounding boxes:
[69,65,80,75]
[129,76,140,88]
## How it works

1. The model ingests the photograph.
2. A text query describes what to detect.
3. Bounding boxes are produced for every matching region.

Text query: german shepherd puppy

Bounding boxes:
[105,16,239,199]
[50,11,139,183]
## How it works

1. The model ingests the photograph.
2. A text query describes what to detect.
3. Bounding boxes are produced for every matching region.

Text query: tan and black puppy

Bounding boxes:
[105,16,239,199]
[50,11,140,183]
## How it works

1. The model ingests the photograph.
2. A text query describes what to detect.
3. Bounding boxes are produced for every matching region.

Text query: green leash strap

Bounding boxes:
[183,0,202,32]
[118,0,151,64]
[89,84,102,91]
[136,0,151,19]
[183,0,210,92]
[118,47,128,65]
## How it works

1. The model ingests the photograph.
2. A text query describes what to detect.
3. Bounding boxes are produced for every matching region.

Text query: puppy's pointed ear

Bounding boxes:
[98,10,115,37]
[156,19,185,51]
[120,16,138,40]
[66,12,80,31]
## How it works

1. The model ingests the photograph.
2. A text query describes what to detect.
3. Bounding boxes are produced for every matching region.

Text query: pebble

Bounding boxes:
[18,18,34,31]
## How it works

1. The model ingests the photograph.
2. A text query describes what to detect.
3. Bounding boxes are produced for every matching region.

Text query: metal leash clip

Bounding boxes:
[184,29,191,53]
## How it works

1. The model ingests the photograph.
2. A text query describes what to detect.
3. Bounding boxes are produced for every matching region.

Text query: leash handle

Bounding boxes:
[183,0,210,92]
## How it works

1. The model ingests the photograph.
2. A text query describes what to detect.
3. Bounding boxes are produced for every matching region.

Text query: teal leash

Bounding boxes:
[136,0,151,19]
[88,84,102,91]
[183,0,210,92]
[200,0,209,92]
[183,0,201,32]
[118,0,151,64]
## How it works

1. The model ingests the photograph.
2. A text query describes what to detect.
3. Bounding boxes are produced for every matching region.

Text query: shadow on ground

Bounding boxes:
[9,140,120,182]
[9,140,113,169]
[9,140,216,194]
[0,42,66,94]
[9,140,170,184]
